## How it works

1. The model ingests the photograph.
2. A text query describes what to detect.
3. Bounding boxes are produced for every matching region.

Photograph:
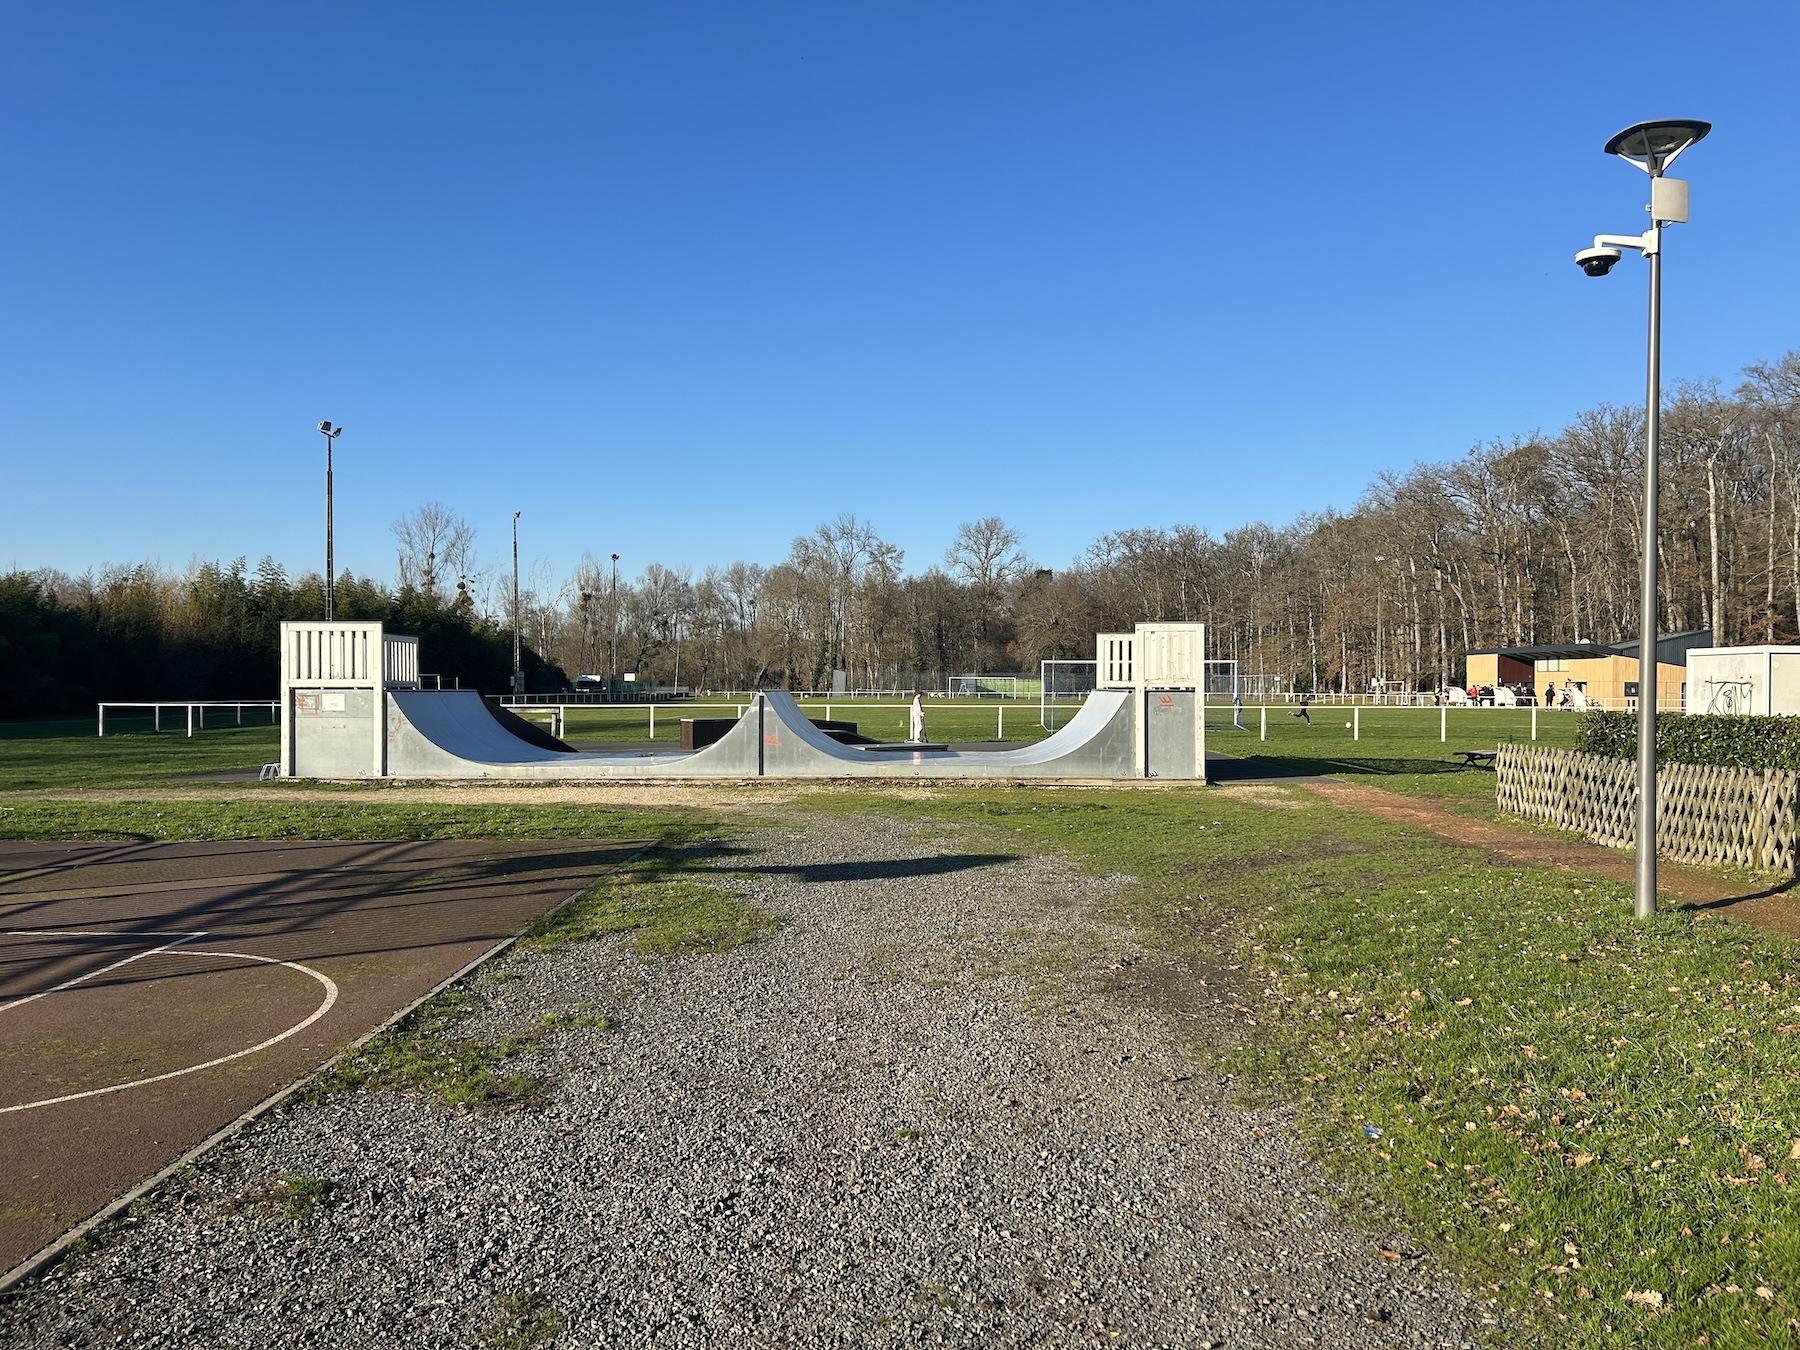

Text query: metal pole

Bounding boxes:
[325,436,334,620]
[1635,228,1664,920]
[1441,702,1447,743]
[610,554,620,690]
[512,512,523,696]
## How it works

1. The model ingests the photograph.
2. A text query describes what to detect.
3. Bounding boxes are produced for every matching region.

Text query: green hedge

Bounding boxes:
[1573,709,1800,769]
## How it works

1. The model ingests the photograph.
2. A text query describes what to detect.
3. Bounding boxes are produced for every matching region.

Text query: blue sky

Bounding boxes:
[3,2,1796,590]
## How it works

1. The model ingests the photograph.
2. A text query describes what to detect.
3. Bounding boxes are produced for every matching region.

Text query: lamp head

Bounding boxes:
[1603,119,1711,174]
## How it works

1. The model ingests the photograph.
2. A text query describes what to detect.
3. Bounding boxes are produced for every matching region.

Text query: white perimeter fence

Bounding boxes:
[97,702,279,737]
[1205,702,1594,743]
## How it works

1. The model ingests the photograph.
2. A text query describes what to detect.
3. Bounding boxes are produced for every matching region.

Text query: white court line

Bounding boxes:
[0,933,340,1115]
[0,930,208,1016]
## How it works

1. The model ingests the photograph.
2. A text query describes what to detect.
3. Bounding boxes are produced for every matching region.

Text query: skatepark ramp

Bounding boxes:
[282,621,1207,782]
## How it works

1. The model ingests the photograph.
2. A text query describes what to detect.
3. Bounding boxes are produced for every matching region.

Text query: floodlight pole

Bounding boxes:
[512,512,523,696]
[610,553,620,690]
[318,422,343,620]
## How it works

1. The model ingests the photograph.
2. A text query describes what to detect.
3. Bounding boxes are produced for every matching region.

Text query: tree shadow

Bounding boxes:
[734,854,1018,884]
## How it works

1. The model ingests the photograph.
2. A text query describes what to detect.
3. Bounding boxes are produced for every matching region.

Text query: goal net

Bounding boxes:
[1040,659,1097,729]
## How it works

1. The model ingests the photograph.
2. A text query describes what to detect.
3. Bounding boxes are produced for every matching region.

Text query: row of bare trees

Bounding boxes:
[13,348,1797,706]
[425,350,1793,694]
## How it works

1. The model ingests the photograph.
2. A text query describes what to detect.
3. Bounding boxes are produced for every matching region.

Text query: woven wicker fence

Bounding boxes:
[1496,744,1800,875]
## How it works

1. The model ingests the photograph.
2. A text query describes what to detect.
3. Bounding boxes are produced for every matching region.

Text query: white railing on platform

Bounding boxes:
[1136,623,1205,687]
[1097,633,1134,688]
[97,701,279,737]
[278,621,420,688]
[383,634,420,689]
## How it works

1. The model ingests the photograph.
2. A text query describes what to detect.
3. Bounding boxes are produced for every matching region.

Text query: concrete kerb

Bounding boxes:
[0,841,656,1295]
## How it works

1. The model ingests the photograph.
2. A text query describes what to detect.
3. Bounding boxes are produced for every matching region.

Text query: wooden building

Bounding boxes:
[1464,631,1711,709]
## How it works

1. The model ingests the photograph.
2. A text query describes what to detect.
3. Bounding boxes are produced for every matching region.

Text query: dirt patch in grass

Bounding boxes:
[1298,777,1800,940]
[1211,783,1309,810]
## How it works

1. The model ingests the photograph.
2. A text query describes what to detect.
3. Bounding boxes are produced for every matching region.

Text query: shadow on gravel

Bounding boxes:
[736,854,1019,884]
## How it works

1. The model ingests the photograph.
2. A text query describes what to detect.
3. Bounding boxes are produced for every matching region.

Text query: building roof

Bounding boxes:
[1467,631,1712,665]
[1465,641,1622,661]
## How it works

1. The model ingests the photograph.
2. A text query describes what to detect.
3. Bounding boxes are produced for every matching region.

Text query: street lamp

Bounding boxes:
[318,422,343,619]
[512,512,523,696]
[1575,117,1710,920]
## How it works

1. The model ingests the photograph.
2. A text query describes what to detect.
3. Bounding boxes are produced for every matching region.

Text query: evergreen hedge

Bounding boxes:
[1573,709,1800,770]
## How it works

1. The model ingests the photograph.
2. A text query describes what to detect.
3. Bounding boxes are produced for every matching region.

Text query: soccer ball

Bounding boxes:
[1345,721,1352,727]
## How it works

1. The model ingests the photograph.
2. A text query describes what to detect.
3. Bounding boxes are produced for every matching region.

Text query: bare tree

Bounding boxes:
[392,503,477,601]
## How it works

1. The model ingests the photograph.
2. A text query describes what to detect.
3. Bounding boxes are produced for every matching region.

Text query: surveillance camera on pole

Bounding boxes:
[1573,117,1710,921]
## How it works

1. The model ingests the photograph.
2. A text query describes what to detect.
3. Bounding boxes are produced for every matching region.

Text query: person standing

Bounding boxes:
[909,691,926,743]
[1544,682,1556,708]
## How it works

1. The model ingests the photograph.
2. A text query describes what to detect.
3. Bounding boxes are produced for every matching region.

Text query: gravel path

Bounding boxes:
[3,813,1484,1348]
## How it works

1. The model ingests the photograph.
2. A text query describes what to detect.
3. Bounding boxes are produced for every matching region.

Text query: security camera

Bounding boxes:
[1575,246,1622,278]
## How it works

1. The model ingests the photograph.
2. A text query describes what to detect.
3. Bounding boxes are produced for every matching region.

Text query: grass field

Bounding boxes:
[1208,705,1584,798]
[0,717,281,792]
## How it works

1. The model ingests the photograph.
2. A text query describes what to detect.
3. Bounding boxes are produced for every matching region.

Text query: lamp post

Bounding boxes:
[1575,118,1710,920]
[511,512,523,696]
[610,553,620,693]
[318,422,343,619]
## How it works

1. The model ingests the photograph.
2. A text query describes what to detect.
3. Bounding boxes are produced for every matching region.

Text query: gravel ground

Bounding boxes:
[3,813,1487,1348]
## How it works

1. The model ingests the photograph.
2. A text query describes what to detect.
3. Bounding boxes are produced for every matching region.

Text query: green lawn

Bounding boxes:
[0,717,281,792]
[804,785,1800,1348]
[1206,705,1584,798]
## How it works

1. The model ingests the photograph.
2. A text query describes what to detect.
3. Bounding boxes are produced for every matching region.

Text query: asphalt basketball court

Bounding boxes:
[0,836,646,1279]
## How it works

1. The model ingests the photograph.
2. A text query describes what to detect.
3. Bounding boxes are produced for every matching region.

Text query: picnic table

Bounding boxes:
[1453,749,1498,770]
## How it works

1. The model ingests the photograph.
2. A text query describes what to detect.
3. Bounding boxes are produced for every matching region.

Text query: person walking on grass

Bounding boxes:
[909,691,927,743]
[1290,693,1312,724]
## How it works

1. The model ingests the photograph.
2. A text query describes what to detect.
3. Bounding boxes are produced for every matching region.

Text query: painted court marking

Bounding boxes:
[0,929,340,1115]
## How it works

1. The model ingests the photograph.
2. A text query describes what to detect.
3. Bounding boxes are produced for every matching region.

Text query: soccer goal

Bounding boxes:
[1040,659,1097,730]
[949,674,1025,699]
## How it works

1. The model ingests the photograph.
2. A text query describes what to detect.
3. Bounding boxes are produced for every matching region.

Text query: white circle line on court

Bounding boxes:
[0,946,340,1115]
[0,930,209,1016]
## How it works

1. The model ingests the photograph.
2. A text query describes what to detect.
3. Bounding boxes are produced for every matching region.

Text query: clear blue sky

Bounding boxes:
[4,2,1796,589]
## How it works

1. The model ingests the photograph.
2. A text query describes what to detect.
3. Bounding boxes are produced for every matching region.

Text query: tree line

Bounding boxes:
[5,347,1796,717]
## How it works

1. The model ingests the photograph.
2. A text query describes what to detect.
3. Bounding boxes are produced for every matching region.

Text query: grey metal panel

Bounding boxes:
[291,687,379,778]
[1145,690,1196,779]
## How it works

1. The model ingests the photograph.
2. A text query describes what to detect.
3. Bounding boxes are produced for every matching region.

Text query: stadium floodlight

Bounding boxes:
[1575,118,1709,921]
[610,553,621,687]
[512,512,523,696]
[318,422,344,620]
